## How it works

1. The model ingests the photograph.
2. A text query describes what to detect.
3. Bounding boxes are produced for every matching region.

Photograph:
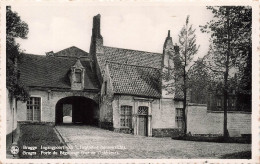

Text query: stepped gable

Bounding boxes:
[18,54,99,90]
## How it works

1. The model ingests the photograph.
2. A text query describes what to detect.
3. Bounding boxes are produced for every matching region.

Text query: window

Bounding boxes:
[231,98,235,107]
[217,98,221,107]
[27,97,41,121]
[120,106,132,128]
[75,69,81,83]
[138,106,148,115]
[175,108,183,129]
[227,99,229,106]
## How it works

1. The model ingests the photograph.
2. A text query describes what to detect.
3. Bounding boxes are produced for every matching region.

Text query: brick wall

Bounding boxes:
[17,89,99,123]
[187,103,251,137]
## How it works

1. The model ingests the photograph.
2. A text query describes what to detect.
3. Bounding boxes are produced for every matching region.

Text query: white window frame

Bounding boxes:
[175,108,183,129]
[26,96,42,122]
[120,105,132,128]
[75,69,82,83]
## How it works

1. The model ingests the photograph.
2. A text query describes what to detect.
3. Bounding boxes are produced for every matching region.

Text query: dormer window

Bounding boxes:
[70,59,85,90]
[75,69,82,83]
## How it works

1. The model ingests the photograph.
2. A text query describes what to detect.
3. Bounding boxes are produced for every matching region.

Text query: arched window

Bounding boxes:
[138,106,148,115]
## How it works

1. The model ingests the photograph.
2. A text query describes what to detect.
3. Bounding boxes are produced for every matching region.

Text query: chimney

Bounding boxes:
[163,30,174,52]
[89,14,104,84]
[92,14,102,39]
[46,51,54,57]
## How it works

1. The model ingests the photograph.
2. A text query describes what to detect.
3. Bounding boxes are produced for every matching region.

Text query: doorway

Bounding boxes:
[55,96,99,125]
[137,106,148,136]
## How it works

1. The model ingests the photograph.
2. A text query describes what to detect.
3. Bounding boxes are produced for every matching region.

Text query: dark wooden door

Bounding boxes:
[138,115,148,136]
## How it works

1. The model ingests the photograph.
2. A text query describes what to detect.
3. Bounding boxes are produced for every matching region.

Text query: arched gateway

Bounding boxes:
[55,96,99,126]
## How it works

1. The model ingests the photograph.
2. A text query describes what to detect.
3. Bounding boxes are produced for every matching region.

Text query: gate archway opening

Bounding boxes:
[55,96,99,126]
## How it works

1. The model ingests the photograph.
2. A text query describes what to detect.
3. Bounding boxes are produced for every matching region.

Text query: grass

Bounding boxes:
[18,124,70,159]
[221,151,251,159]
[172,135,251,144]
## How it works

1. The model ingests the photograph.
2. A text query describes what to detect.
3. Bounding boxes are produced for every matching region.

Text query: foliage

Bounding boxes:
[174,15,200,90]
[187,58,213,104]
[200,6,252,138]
[174,15,200,134]
[6,6,29,102]
[200,6,251,94]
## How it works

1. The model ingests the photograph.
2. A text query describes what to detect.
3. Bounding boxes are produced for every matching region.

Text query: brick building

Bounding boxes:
[15,14,251,137]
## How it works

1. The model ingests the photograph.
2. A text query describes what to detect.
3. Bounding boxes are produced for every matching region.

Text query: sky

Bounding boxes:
[11,3,213,59]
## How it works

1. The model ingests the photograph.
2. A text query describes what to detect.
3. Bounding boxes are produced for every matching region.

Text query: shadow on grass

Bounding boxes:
[18,124,70,159]
[172,135,251,144]
[221,151,251,159]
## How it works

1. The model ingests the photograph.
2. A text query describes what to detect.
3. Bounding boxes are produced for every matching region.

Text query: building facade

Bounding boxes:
[15,14,251,138]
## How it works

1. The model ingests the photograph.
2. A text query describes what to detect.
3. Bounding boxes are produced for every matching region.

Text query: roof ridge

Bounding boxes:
[23,53,46,57]
[104,46,162,55]
[107,61,161,70]
[22,53,79,61]
[55,46,88,54]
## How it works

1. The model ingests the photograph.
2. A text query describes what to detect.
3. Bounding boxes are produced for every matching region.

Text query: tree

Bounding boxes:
[6,6,29,101]
[200,6,252,139]
[188,58,213,104]
[174,15,200,134]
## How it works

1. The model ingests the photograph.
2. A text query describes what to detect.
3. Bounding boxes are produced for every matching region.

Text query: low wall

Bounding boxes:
[6,89,17,136]
[187,103,251,137]
[6,89,19,149]
[152,128,182,137]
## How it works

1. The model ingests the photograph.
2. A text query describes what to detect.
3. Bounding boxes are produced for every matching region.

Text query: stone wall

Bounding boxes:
[111,95,178,137]
[187,103,251,137]
[6,89,17,135]
[17,89,99,123]
[152,99,182,137]
[152,128,181,137]
[99,64,114,129]
[152,99,179,129]
[6,89,18,148]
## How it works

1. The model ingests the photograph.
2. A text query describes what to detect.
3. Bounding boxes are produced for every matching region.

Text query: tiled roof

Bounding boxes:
[18,54,99,90]
[107,62,161,98]
[96,46,162,74]
[54,46,88,58]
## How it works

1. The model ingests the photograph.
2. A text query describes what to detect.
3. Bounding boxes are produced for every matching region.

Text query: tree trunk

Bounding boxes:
[223,7,230,140]
[183,87,187,135]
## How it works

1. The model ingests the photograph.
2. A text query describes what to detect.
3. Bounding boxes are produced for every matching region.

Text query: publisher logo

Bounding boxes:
[10,145,19,155]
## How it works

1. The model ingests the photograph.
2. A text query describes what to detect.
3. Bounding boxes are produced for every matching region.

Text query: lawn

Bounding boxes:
[18,124,69,159]
[221,151,251,159]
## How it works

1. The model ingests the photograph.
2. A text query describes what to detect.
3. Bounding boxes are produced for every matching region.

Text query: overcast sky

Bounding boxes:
[12,4,213,59]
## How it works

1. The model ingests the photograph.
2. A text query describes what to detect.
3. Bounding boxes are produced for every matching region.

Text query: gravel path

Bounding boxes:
[56,125,251,159]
